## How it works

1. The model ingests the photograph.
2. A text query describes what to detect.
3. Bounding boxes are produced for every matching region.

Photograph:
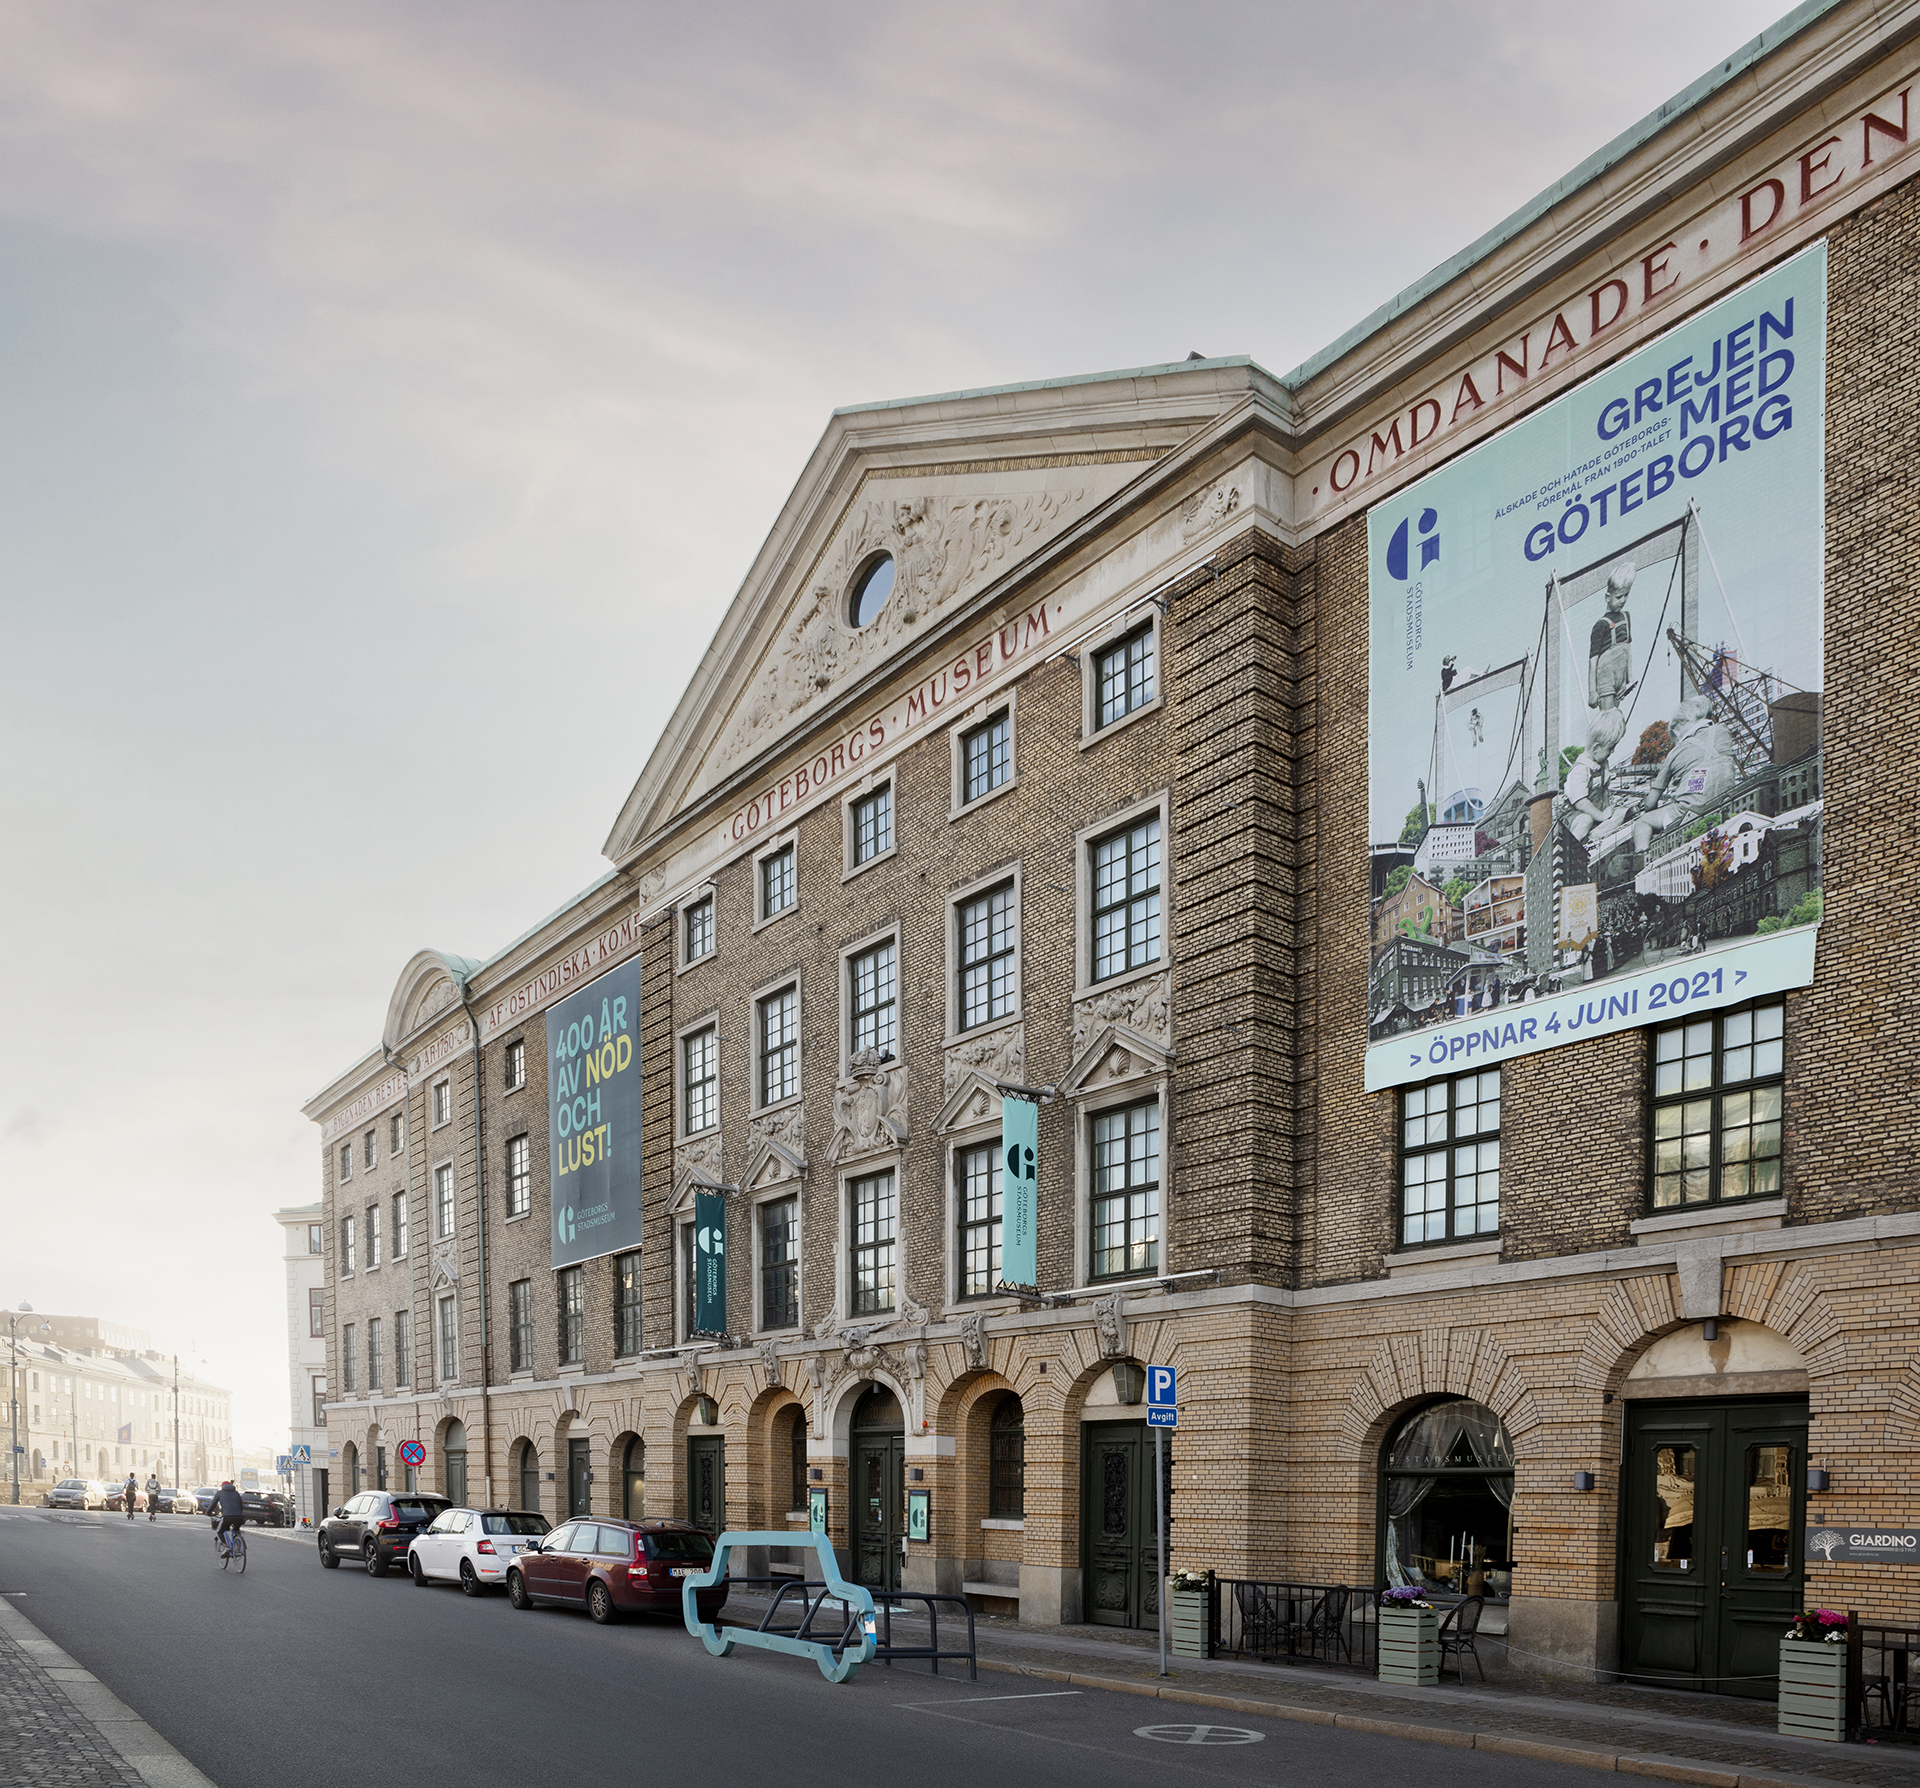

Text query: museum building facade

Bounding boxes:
[305,0,1920,1686]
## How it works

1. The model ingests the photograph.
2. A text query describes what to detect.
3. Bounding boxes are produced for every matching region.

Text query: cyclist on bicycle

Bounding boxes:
[212,1480,245,1554]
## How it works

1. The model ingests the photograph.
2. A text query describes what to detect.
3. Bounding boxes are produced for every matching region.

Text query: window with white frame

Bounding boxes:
[960,710,1011,805]
[1092,815,1162,980]
[759,986,799,1106]
[760,845,796,920]
[364,1128,377,1169]
[432,1080,451,1127]
[760,1196,799,1330]
[956,1142,1002,1299]
[390,1110,404,1154]
[1091,1098,1159,1280]
[341,1324,356,1392]
[509,1279,532,1372]
[557,1267,584,1366]
[615,1252,643,1356]
[850,1170,896,1316]
[850,784,893,866]
[308,1223,323,1254]
[958,883,1016,1032]
[685,895,715,962]
[365,1203,381,1269]
[308,1287,324,1338]
[684,1026,718,1132]
[505,1134,531,1218]
[341,1215,356,1275]
[393,1310,411,1384]
[366,1317,383,1391]
[434,1163,455,1239]
[339,1143,352,1183]
[436,1294,457,1381]
[1095,621,1156,729]
[849,941,897,1060]
[1399,1069,1500,1246]
[504,1039,526,1092]
[392,1192,409,1259]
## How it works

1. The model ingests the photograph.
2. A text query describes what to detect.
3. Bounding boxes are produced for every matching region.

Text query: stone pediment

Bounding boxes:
[745,1104,806,1190]
[936,1072,1005,1136]
[671,1133,726,1212]
[383,949,485,1052]
[1059,1022,1174,1099]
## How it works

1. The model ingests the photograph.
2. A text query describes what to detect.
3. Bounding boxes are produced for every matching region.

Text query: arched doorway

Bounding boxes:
[514,1441,539,1514]
[850,1385,904,1591]
[343,1441,360,1497]
[686,1400,723,1532]
[1379,1399,1514,1603]
[622,1438,645,1519]
[442,1419,468,1508]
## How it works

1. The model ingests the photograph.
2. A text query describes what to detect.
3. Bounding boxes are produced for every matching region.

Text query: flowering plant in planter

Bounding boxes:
[1785,1608,1849,1643]
[1169,1569,1213,1593]
[1381,1586,1433,1609]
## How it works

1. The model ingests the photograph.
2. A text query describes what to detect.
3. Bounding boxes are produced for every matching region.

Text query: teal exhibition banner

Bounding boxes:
[694,1189,727,1336]
[999,1096,1039,1294]
[546,958,643,1266]
[1365,246,1825,1091]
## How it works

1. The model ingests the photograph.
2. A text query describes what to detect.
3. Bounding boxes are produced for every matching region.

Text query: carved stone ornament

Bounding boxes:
[417,977,459,1026]
[430,1245,459,1290]
[747,1104,806,1188]
[758,1339,783,1387]
[719,488,1088,766]
[681,1355,706,1404]
[960,1312,988,1372]
[1180,477,1242,543]
[829,1048,909,1163]
[674,1131,724,1188]
[942,1023,1025,1099]
[1072,971,1173,1056]
[1093,1292,1127,1359]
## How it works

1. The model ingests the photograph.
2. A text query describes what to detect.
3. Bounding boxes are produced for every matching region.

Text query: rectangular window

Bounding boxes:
[759,986,799,1106]
[680,1223,697,1339]
[1095,622,1156,728]
[558,1266,584,1366]
[504,1039,526,1092]
[312,1378,327,1426]
[366,1204,381,1269]
[1651,1003,1784,1210]
[432,1080,451,1127]
[685,895,715,962]
[506,1135,531,1218]
[957,1143,1003,1298]
[390,1111,404,1154]
[341,1325,356,1392]
[364,1128,377,1169]
[366,1317,383,1392]
[850,785,893,866]
[308,1287,325,1338]
[850,1170,896,1316]
[1399,1069,1501,1245]
[339,1143,352,1183]
[684,1027,719,1132]
[1092,1099,1160,1279]
[341,1216,356,1276]
[393,1311,410,1385]
[509,1279,533,1373]
[436,1295,457,1382]
[308,1222,323,1255]
[435,1163,455,1239]
[615,1252,643,1356]
[961,711,1011,804]
[959,884,1017,1031]
[392,1192,409,1260]
[760,845,796,920]
[989,1405,1024,1519]
[850,942,897,1060]
[760,1197,799,1331]
[1092,816,1162,980]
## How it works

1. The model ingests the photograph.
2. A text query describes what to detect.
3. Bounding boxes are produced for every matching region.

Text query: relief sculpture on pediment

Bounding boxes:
[1072,971,1173,1055]
[829,1047,909,1164]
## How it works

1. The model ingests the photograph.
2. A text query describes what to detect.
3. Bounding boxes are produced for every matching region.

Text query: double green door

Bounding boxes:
[687,1435,725,1532]
[853,1431,904,1590]
[1621,1397,1807,1697]
[1083,1422,1163,1630]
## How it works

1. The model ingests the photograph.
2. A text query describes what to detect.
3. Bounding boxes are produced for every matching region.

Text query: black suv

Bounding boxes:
[317,1491,451,1576]
[242,1491,292,1528]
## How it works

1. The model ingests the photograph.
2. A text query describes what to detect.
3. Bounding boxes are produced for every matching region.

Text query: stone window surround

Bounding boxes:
[751,1181,803,1337]
[750,971,805,1115]
[752,832,800,932]
[948,690,1018,819]
[837,923,900,1074]
[503,1132,533,1225]
[677,883,720,972]
[942,1117,1018,1312]
[1072,788,1171,1003]
[1078,606,1163,747]
[675,1007,723,1141]
[945,861,1023,1046]
[837,1154,904,1324]
[432,1157,456,1240]
[431,1078,452,1130]
[842,772,898,882]
[672,1207,703,1344]
[1071,1074,1172,1290]
[502,1037,527,1095]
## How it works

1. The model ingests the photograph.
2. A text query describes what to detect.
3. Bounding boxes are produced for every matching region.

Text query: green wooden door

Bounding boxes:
[687,1434,725,1533]
[567,1437,590,1517]
[853,1433,904,1590]
[1083,1422,1160,1629]
[1621,1397,1807,1697]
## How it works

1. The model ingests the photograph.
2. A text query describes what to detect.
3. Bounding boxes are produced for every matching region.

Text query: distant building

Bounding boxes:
[1374,872,1459,950]
[275,1204,328,1525]
[1463,874,1527,957]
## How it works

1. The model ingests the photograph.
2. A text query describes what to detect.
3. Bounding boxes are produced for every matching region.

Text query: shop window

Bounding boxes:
[1398,1068,1500,1245]
[1381,1400,1514,1604]
[1649,1001,1784,1209]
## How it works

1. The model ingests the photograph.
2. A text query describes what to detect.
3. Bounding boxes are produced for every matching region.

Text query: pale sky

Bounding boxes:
[0,0,1794,1447]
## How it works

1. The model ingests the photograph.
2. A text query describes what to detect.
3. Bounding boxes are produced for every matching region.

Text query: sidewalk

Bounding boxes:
[722,1590,1920,1788]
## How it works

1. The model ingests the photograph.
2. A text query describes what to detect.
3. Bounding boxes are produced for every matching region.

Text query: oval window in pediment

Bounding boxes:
[848,553,896,628]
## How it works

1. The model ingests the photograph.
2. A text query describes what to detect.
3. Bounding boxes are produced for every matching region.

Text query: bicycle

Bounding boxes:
[215,1525,247,1573]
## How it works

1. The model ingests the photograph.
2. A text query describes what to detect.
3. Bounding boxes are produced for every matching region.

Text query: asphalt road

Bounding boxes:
[1,1507,1603,1788]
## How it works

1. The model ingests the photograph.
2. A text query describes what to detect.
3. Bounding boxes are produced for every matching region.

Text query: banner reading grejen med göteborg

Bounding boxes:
[1365,247,1826,1092]
[547,957,643,1267]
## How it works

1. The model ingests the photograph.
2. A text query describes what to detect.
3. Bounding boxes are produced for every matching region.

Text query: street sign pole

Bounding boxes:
[1155,1422,1167,1677]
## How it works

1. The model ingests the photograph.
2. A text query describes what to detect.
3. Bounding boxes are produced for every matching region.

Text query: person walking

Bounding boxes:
[123,1472,139,1520]
[145,1472,162,1522]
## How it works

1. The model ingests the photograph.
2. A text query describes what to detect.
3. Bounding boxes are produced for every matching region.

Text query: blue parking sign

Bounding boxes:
[1146,1364,1177,1428]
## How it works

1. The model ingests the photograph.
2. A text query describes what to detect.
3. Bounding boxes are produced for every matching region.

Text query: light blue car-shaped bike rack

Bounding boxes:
[681,1530,878,1683]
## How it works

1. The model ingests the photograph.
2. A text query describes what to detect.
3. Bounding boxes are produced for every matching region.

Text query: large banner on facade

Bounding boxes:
[693,1189,727,1336]
[998,1096,1039,1295]
[1366,247,1825,1091]
[546,957,643,1265]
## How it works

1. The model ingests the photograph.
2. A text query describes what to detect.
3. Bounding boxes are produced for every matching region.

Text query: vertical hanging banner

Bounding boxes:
[546,957,643,1267]
[1365,247,1825,1090]
[998,1096,1039,1295]
[694,1189,727,1336]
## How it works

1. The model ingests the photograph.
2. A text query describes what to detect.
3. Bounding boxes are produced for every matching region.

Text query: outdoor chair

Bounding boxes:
[1232,1582,1284,1655]
[1280,1584,1353,1662]
[1437,1594,1486,1682]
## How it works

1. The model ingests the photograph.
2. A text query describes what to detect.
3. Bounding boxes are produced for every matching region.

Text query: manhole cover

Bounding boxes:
[1133,1724,1265,1746]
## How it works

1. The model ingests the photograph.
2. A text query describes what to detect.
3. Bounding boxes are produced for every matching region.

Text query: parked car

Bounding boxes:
[194,1487,220,1515]
[316,1491,451,1576]
[506,1517,727,1625]
[103,1483,146,1513]
[152,1486,199,1514]
[45,1478,107,1511]
[241,1491,292,1528]
[409,1507,550,1596]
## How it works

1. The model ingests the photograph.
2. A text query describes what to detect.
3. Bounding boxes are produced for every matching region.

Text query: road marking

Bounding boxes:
[1134,1725,1265,1746]
[899,1691,1083,1706]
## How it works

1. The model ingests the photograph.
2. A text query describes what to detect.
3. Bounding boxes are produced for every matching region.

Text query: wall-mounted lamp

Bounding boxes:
[1573,1471,1596,1493]
[1807,1468,1830,1493]
[910,1468,924,1483]
[809,1467,823,1482]
[1111,1362,1146,1405]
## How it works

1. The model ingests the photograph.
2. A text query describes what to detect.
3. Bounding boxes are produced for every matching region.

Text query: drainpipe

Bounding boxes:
[458,982,494,1507]
[381,1042,415,1488]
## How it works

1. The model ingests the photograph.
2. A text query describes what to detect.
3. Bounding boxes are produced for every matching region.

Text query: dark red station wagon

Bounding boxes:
[506,1517,727,1625]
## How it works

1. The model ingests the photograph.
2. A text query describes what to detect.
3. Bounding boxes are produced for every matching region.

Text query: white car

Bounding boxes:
[408,1507,550,1596]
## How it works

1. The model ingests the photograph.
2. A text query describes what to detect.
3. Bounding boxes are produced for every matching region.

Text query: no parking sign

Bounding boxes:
[399,1440,426,1469]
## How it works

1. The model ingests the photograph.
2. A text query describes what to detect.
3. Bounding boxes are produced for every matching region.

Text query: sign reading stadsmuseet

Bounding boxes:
[546,958,642,1267]
[1365,246,1826,1091]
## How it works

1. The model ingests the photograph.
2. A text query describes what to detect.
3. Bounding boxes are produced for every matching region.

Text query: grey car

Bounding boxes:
[46,1478,106,1510]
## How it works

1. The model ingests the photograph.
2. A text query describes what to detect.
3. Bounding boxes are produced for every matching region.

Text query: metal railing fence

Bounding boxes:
[1209,1578,1379,1671]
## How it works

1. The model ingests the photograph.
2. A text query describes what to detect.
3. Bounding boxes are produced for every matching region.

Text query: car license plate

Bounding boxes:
[671,1567,695,1577]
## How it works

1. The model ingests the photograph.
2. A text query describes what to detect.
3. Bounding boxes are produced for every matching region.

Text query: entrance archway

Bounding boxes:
[513,1440,539,1515]
[850,1385,904,1591]
[622,1437,645,1520]
[1379,1399,1515,1604]
[442,1419,468,1507]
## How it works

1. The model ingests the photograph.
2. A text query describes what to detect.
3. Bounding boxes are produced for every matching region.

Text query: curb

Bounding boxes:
[972,1659,1856,1788]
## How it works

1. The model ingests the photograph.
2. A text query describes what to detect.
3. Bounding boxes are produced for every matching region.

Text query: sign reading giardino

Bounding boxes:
[546,958,643,1268]
[1365,246,1826,1091]
[1806,1527,1920,1563]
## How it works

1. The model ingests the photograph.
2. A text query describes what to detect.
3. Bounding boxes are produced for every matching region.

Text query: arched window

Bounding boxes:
[1380,1399,1514,1603]
[517,1442,539,1514]
[788,1407,808,1514]
[443,1418,468,1508]
[622,1437,645,1520]
[990,1395,1025,1520]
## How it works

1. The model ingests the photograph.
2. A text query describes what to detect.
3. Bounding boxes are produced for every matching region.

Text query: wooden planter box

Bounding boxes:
[1379,1606,1439,1685]
[1170,1589,1209,1659]
[1778,1638,1847,1742]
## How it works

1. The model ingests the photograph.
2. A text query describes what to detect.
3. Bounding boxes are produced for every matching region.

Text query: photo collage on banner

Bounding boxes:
[547,957,644,1265]
[1365,246,1825,1091]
